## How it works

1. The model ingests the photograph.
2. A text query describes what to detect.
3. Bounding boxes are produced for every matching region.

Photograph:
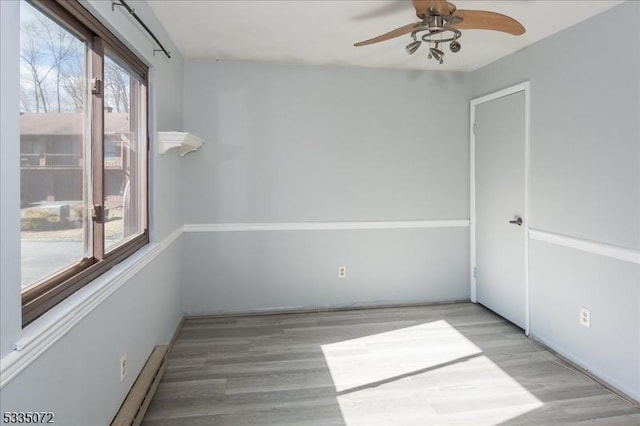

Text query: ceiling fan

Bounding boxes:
[354,0,526,64]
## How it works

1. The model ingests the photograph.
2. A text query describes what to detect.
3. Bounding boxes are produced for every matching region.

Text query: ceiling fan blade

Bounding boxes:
[354,22,419,47]
[450,10,526,35]
[412,0,454,18]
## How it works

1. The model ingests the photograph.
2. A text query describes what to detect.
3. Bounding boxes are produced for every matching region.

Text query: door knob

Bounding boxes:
[509,217,523,226]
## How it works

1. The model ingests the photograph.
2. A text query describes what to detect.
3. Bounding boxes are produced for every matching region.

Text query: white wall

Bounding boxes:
[472,1,640,400]
[180,60,472,314]
[0,1,186,424]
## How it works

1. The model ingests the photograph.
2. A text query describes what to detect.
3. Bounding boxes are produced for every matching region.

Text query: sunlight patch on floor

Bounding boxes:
[321,320,543,425]
[321,320,482,393]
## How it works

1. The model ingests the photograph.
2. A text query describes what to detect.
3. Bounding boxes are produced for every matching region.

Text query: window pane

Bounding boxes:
[103,55,145,252]
[20,0,89,289]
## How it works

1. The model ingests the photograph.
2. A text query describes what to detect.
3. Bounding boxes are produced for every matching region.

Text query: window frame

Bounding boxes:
[20,0,149,326]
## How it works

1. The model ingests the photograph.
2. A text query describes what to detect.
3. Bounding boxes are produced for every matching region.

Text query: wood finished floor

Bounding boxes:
[142,303,640,425]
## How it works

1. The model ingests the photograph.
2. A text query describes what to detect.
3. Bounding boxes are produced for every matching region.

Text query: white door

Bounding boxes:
[473,87,528,330]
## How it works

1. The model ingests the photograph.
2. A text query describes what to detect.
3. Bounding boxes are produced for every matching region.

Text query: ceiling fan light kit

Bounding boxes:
[405,40,422,55]
[405,15,463,64]
[354,0,525,65]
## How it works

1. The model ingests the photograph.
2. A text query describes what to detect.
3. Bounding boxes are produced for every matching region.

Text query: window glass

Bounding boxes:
[103,54,145,252]
[19,0,89,289]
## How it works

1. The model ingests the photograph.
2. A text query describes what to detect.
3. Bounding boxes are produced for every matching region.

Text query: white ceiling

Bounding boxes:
[147,0,624,71]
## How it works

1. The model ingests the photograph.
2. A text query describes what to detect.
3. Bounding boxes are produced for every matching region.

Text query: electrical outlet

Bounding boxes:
[579,307,591,328]
[338,266,346,278]
[120,353,127,382]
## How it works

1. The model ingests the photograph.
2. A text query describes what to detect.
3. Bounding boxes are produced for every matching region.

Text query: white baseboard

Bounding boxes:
[184,299,470,319]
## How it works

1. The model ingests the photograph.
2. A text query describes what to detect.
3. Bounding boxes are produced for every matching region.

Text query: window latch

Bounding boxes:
[91,78,101,95]
[92,204,105,223]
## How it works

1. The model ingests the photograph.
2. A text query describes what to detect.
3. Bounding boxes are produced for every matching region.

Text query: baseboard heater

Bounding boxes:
[111,345,168,426]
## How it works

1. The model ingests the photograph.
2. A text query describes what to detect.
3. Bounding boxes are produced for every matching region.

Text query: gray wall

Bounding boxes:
[183,62,470,223]
[472,1,640,400]
[0,0,23,359]
[0,1,185,424]
[183,228,469,315]
[181,61,472,314]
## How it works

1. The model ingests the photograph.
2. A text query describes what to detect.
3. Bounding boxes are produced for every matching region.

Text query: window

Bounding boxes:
[19,0,148,325]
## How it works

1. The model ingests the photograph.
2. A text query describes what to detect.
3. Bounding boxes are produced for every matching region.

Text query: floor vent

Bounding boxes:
[111,345,168,426]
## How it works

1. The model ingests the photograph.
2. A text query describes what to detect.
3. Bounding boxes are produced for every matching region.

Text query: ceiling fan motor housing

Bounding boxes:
[419,1,457,18]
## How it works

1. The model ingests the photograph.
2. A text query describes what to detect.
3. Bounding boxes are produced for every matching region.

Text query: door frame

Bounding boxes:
[470,81,531,335]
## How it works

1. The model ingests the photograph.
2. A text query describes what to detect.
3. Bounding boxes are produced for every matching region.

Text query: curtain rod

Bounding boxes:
[112,0,171,59]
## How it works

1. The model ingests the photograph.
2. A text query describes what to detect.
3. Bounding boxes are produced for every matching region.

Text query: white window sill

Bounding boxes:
[0,227,182,389]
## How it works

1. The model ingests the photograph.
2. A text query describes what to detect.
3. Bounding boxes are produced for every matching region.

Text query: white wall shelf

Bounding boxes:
[157,132,204,157]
